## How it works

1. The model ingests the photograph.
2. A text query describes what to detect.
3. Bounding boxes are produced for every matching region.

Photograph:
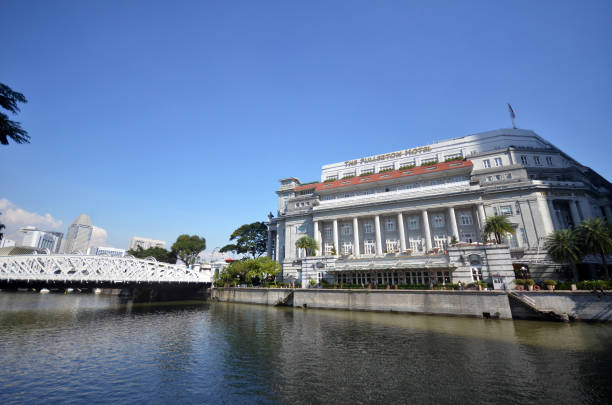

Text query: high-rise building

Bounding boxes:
[128,237,166,251]
[87,246,126,257]
[267,128,612,287]
[64,214,93,254]
[0,239,16,248]
[19,226,63,252]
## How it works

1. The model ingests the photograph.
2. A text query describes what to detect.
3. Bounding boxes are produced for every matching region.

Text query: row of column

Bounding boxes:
[314,204,486,257]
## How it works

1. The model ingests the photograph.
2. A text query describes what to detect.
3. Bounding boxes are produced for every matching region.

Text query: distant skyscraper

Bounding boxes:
[0,239,16,248]
[128,236,166,251]
[64,214,93,254]
[19,226,63,252]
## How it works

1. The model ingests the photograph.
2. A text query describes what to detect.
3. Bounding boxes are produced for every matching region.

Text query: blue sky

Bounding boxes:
[1,0,611,251]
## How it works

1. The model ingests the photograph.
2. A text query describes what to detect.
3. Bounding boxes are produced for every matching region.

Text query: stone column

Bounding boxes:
[448,207,459,242]
[397,212,406,252]
[267,229,272,258]
[569,200,581,227]
[374,215,383,256]
[509,148,517,165]
[353,217,360,256]
[477,204,486,229]
[421,210,432,252]
[547,199,559,231]
[536,194,554,236]
[579,198,593,220]
[313,221,320,256]
[332,219,339,257]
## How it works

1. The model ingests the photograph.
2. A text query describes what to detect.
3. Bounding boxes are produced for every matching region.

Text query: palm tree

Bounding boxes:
[1,83,29,145]
[296,236,319,257]
[484,215,515,244]
[576,217,612,279]
[544,229,582,281]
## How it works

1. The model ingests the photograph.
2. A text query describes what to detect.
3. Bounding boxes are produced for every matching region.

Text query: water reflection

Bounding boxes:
[0,293,610,404]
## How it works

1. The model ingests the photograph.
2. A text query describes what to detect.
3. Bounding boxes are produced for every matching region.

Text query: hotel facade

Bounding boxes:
[266,129,612,288]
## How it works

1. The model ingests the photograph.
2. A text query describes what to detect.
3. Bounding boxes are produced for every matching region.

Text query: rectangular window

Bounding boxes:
[379,165,394,172]
[385,218,395,232]
[483,159,491,168]
[364,222,373,234]
[495,175,502,181]
[493,207,498,216]
[534,156,542,165]
[494,157,503,167]
[409,237,422,252]
[460,212,473,225]
[341,223,352,236]
[324,243,334,256]
[505,173,512,179]
[408,216,419,230]
[546,156,553,166]
[324,226,332,239]
[460,232,473,243]
[432,214,445,228]
[433,235,447,250]
[364,240,376,255]
[326,175,338,181]
[342,242,353,255]
[515,201,521,214]
[520,155,528,165]
[385,239,399,253]
[486,176,493,182]
[520,228,527,245]
[361,168,374,175]
[500,205,513,216]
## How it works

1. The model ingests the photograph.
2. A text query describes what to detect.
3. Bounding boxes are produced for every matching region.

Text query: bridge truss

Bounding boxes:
[0,254,209,285]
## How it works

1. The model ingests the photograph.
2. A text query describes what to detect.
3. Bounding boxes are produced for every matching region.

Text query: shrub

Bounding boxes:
[524,279,535,286]
[359,172,373,177]
[324,178,336,182]
[543,279,557,286]
[399,164,416,170]
[378,167,394,173]
[444,156,464,162]
[342,174,355,180]
[420,160,439,166]
[514,279,525,286]
[309,279,317,287]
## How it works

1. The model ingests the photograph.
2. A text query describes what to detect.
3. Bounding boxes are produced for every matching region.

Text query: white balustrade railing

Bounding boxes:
[0,254,210,284]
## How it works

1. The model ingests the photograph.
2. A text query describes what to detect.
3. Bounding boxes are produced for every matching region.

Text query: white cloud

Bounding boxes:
[0,198,63,242]
[90,226,108,248]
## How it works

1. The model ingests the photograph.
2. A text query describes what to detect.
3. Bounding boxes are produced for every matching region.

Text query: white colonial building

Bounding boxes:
[128,236,166,251]
[266,129,612,288]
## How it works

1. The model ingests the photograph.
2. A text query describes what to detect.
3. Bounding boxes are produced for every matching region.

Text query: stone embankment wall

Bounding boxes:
[212,288,612,321]
[521,291,611,322]
[213,288,513,319]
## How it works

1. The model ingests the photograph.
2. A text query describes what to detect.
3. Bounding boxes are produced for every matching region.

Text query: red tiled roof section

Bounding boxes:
[294,160,473,192]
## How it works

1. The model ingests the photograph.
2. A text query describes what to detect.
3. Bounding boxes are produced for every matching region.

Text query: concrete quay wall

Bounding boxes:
[521,291,612,322]
[212,288,513,319]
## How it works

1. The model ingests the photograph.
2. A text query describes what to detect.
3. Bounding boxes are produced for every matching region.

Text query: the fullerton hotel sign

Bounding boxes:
[344,146,433,167]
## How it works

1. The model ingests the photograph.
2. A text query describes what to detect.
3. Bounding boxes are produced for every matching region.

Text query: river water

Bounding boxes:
[0,292,610,404]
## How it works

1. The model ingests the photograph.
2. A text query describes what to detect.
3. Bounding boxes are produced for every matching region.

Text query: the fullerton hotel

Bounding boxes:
[266,129,612,288]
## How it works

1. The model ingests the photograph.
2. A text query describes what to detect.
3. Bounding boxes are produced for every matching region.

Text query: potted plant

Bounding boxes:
[515,279,525,291]
[525,279,535,291]
[543,279,557,291]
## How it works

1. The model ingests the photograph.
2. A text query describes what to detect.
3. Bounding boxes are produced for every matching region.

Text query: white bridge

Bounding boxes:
[0,254,212,286]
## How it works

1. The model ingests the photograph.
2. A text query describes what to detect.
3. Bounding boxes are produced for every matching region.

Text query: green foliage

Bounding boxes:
[220,222,268,258]
[215,256,281,286]
[524,279,535,286]
[324,178,336,182]
[359,172,373,177]
[127,246,177,264]
[1,83,29,145]
[378,167,394,173]
[575,217,612,279]
[484,215,515,244]
[444,156,464,162]
[309,279,317,287]
[171,234,206,267]
[399,164,416,170]
[556,280,611,290]
[342,174,355,179]
[450,236,458,245]
[420,160,439,166]
[544,229,582,281]
[296,236,319,256]
[543,279,557,286]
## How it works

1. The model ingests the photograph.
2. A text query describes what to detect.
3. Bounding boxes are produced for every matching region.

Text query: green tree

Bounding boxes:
[219,222,268,258]
[171,234,206,267]
[214,256,280,286]
[576,217,612,279]
[544,229,582,281]
[1,83,30,145]
[484,215,515,244]
[127,246,177,264]
[296,236,319,256]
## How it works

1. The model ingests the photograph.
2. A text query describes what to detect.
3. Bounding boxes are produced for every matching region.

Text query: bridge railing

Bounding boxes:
[0,254,210,284]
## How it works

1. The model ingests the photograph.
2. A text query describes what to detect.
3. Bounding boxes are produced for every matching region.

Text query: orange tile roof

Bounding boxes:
[295,160,473,192]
